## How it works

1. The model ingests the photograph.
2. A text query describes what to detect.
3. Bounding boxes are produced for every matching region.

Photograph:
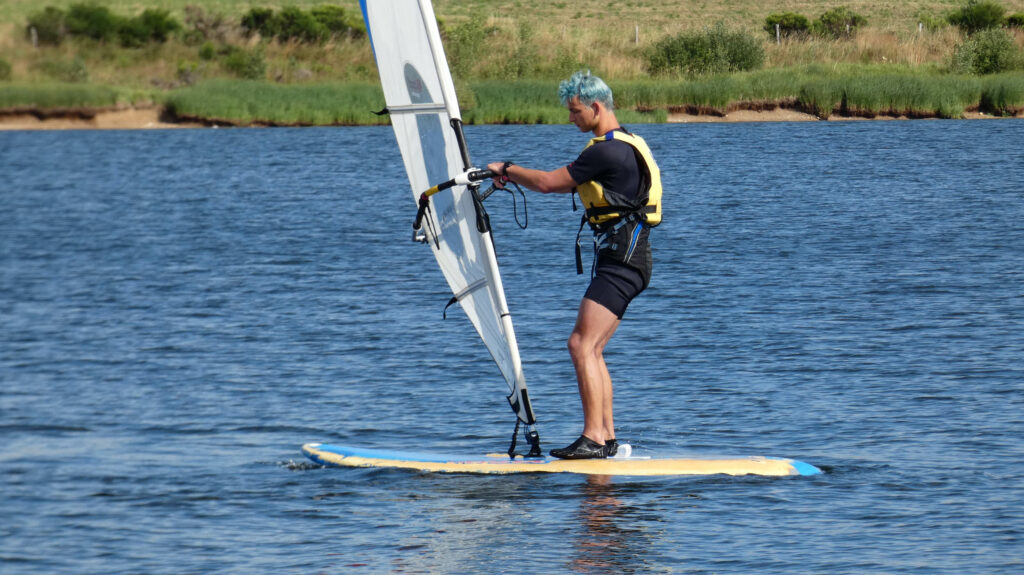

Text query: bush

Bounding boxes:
[26,6,67,45]
[118,8,181,47]
[273,6,328,43]
[222,47,266,79]
[947,1,1007,34]
[65,2,120,42]
[135,8,181,43]
[951,28,1023,74]
[241,8,277,38]
[764,12,811,39]
[1008,13,1024,28]
[184,5,230,44]
[509,22,539,79]
[0,59,12,81]
[242,6,338,43]
[310,5,364,38]
[199,41,216,61]
[444,16,497,78]
[813,6,867,39]
[646,23,764,76]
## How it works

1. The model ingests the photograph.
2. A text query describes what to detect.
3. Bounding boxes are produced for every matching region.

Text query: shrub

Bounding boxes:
[26,6,67,45]
[813,6,867,39]
[222,47,266,79]
[118,8,181,47]
[764,12,811,39]
[0,59,12,81]
[646,23,764,76]
[242,6,332,43]
[444,16,497,78]
[310,5,364,38]
[1008,13,1024,28]
[241,8,277,38]
[135,8,181,43]
[184,5,230,44]
[951,28,1023,74]
[947,1,1007,34]
[273,7,328,43]
[116,17,148,47]
[509,22,539,79]
[65,2,120,42]
[199,41,216,61]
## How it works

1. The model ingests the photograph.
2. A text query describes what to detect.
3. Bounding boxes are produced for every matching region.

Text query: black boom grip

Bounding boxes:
[413,193,430,229]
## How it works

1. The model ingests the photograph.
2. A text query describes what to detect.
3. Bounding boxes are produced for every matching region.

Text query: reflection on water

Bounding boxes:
[572,475,653,574]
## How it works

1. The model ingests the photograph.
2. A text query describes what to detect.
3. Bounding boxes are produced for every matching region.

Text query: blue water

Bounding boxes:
[2,120,1023,573]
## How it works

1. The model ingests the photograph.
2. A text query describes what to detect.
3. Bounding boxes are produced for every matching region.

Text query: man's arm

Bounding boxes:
[486,162,577,194]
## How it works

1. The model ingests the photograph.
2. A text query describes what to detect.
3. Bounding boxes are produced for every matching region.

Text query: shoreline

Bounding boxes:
[1,105,1021,130]
[0,106,203,130]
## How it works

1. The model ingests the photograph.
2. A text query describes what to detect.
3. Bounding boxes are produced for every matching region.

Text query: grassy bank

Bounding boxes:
[616,66,1024,118]
[162,79,389,125]
[5,69,1021,127]
[2,2,1024,125]
[154,69,1023,126]
[0,81,123,109]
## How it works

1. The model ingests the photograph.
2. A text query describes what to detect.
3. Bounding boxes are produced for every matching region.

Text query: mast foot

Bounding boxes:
[507,420,543,459]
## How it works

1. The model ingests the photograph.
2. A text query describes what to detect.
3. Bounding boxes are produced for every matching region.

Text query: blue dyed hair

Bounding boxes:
[558,70,614,109]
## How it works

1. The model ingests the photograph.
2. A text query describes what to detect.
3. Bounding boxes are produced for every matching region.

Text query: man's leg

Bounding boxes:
[568,297,620,444]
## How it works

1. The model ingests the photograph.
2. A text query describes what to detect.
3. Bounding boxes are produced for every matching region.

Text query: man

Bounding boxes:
[487,71,662,459]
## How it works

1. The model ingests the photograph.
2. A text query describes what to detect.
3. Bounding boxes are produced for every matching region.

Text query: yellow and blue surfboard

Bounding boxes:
[302,443,822,477]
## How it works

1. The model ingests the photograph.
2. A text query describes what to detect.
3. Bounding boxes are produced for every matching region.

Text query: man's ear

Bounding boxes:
[591,102,601,117]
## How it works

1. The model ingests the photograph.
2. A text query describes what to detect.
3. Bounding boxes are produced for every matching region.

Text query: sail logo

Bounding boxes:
[404,63,429,103]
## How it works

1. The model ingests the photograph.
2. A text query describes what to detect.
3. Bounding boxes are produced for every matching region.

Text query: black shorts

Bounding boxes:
[584,260,647,319]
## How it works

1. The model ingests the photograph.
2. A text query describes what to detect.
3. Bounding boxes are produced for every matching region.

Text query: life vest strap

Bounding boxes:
[574,215,588,275]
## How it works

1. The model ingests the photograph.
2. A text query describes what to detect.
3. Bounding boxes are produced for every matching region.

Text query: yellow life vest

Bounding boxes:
[575,129,662,228]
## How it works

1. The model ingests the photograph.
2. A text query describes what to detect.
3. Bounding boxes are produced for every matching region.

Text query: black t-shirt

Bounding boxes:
[566,132,642,207]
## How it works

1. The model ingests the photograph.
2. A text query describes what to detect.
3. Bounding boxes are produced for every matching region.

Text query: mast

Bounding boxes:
[361,0,541,456]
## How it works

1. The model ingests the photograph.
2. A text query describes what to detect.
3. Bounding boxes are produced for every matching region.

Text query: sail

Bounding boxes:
[360,0,537,430]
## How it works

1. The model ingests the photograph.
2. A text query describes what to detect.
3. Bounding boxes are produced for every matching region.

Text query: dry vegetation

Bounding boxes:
[2,1,1024,123]
[2,1,1024,85]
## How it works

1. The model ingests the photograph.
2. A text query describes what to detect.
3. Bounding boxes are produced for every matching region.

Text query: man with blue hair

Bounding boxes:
[487,71,662,459]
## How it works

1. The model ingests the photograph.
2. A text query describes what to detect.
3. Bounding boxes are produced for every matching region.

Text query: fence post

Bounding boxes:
[635,23,639,44]
[776,23,781,45]
[31,26,38,48]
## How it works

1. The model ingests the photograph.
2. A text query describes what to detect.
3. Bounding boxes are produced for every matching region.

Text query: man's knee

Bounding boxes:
[567,330,583,359]
[568,329,599,361]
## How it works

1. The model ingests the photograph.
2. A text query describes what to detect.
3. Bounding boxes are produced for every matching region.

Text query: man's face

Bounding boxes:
[567,97,598,132]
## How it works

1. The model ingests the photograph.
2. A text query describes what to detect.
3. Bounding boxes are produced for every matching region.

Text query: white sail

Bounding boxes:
[359,0,538,432]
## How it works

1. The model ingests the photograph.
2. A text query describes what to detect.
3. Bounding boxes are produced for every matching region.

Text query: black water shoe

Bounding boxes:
[550,435,606,460]
[604,438,618,458]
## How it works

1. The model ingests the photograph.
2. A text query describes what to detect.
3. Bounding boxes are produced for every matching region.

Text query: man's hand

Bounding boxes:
[486,161,508,188]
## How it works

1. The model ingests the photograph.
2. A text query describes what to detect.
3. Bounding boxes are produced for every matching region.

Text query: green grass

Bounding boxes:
[614,66,1012,119]
[980,72,1024,113]
[5,68,1023,124]
[460,81,667,124]
[161,78,667,125]
[0,81,122,108]
[163,79,388,125]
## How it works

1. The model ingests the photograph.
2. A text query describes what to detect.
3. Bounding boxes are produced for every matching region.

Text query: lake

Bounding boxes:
[2,119,1022,573]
